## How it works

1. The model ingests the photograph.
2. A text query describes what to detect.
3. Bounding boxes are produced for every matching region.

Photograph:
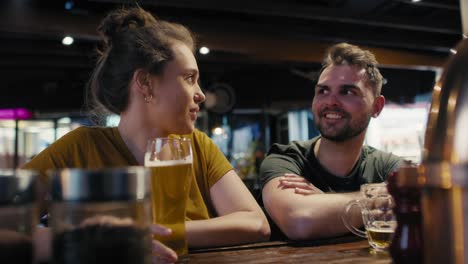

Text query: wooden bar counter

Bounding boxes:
[188,236,392,263]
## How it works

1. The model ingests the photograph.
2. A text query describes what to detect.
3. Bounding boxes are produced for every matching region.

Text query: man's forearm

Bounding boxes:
[285,192,363,240]
[263,180,363,240]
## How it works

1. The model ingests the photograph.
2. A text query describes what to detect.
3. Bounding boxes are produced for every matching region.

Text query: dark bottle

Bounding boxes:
[386,166,423,264]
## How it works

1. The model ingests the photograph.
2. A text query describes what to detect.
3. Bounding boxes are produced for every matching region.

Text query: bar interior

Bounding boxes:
[0,0,466,263]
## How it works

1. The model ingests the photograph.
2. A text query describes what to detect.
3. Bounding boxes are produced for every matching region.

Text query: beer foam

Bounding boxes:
[144,153,192,167]
[366,227,395,233]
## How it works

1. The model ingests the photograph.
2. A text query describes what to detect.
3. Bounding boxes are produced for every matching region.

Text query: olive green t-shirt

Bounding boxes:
[23,127,233,219]
[260,136,402,192]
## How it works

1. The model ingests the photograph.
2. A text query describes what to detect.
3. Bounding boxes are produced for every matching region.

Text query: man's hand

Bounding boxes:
[150,224,178,264]
[278,173,324,195]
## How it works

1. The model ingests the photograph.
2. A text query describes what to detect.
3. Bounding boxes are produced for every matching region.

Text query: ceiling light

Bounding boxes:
[64,1,74,10]
[450,49,457,54]
[411,0,421,2]
[62,36,74,46]
[199,46,210,55]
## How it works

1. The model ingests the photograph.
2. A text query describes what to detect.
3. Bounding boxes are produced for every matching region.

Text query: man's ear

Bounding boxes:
[132,69,152,96]
[372,95,385,118]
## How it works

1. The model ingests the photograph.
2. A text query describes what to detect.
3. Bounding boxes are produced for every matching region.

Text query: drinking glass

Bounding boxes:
[0,169,37,264]
[342,182,396,251]
[145,137,193,259]
[49,167,153,264]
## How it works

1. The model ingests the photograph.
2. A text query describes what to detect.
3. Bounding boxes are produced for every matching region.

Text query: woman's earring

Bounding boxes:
[144,94,153,103]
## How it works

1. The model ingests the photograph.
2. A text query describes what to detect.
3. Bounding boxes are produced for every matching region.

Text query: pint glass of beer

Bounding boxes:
[145,137,192,259]
[342,183,396,251]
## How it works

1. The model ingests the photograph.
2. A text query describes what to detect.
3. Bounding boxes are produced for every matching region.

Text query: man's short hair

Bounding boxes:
[322,43,384,96]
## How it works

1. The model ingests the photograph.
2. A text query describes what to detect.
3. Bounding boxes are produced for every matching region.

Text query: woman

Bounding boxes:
[24,7,270,263]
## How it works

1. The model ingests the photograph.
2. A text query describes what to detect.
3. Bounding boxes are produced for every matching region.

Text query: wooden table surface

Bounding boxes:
[188,237,392,264]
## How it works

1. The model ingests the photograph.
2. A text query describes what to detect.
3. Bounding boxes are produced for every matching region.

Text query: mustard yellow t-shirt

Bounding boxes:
[22,127,233,220]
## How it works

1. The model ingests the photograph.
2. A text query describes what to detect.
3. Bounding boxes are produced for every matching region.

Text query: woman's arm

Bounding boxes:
[186,170,270,248]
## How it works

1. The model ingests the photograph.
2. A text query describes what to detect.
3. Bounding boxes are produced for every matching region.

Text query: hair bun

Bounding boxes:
[97,7,156,45]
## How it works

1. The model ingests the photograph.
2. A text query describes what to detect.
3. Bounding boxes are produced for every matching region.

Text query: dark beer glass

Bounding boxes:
[0,169,37,264]
[49,167,152,264]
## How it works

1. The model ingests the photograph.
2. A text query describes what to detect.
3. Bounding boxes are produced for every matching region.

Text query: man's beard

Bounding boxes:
[314,112,371,142]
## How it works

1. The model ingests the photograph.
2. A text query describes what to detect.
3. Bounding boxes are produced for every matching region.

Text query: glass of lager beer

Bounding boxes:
[145,137,192,260]
[342,182,396,251]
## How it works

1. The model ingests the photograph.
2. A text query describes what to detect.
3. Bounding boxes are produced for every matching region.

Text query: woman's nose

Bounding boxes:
[194,87,205,104]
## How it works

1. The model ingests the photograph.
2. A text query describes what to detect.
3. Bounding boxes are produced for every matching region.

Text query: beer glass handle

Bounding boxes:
[341,200,367,238]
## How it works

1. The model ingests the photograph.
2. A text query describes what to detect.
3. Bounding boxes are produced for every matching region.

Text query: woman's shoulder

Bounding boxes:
[189,129,227,160]
[189,128,211,144]
[63,126,115,139]
[46,126,117,150]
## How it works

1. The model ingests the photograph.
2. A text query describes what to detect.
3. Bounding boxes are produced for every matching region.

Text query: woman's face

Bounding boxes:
[149,42,205,137]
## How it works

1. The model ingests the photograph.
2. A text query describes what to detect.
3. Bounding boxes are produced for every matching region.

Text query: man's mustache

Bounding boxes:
[318,107,350,118]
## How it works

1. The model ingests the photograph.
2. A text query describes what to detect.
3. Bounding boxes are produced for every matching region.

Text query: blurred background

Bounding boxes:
[0,0,463,192]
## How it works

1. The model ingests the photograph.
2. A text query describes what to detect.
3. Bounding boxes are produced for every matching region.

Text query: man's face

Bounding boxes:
[312,64,382,142]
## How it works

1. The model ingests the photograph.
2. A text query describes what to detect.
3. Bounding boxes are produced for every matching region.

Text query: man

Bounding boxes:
[260,43,401,240]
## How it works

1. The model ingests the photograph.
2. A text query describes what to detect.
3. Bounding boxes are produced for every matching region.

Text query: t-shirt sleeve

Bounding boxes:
[22,146,57,186]
[199,132,234,188]
[382,153,404,180]
[366,149,403,182]
[259,144,304,188]
[22,127,88,184]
